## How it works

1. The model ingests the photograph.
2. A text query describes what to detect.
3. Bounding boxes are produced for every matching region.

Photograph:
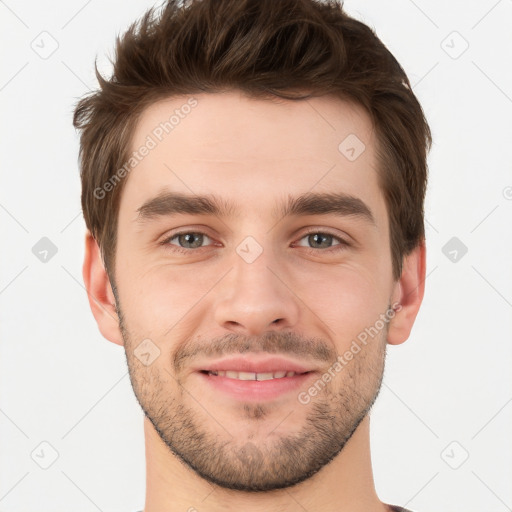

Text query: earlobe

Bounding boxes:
[387,240,426,345]
[82,231,124,346]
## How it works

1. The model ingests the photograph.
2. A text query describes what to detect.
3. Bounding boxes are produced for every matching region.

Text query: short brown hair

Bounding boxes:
[74,0,431,282]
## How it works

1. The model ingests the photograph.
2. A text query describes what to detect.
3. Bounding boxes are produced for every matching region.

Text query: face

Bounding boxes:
[112,90,399,491]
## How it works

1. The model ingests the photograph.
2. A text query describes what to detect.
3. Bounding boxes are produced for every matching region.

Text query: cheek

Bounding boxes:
[118,260,221,337]
[116,236,393,350]
[296,263,390,340]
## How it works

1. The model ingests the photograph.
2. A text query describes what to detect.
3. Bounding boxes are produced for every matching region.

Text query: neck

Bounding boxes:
[142,415,387,512]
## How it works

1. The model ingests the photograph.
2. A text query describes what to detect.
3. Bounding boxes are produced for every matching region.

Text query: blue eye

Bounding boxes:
[167,232,212,249]
[160,229,350,256]
[299,233,340,249]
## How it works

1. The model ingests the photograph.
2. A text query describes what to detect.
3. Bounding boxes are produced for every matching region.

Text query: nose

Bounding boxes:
[213,248,300,336]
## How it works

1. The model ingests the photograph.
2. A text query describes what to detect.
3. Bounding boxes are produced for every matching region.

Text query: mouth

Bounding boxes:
[194,356,319,401]
[200,369,310,380]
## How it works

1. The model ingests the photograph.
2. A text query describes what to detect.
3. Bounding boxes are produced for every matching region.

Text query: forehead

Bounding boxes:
[121,90,383,220]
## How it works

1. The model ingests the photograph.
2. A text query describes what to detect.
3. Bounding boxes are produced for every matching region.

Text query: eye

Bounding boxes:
[159,229,350,255]
[295,231,348,250]
[166,231,213,250]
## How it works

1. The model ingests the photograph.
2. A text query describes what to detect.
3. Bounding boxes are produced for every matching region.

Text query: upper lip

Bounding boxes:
[195,355,318,374]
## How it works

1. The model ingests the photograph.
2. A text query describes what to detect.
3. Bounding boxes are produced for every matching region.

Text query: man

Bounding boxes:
[74,0,431,510]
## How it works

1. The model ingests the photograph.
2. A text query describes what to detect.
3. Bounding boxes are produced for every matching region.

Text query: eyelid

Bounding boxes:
[158,225,218,243]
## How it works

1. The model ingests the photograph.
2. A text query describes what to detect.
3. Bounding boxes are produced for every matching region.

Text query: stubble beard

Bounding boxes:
[117,303,387,492]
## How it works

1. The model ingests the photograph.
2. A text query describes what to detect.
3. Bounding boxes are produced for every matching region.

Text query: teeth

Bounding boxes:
[256,372,274,381]
[208,370,299,380]
[238,371,256,381]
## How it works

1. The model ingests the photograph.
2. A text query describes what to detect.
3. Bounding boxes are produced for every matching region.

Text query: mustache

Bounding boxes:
[173,331,337,373]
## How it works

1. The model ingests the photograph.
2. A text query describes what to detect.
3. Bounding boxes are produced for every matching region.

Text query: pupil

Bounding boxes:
[310,233,331,248]
[181,233,202,248]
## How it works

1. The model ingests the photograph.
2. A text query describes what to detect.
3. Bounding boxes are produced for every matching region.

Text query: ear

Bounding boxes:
[387,240,426,345]
[82,230,124,346]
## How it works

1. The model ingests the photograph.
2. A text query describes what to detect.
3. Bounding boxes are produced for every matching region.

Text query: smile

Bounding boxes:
[204,370,307,380]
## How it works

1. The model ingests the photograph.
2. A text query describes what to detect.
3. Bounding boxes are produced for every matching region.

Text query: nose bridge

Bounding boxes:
[213,237,300,335]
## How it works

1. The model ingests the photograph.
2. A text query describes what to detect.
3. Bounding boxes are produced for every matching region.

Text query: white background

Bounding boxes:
[1,1,511,511]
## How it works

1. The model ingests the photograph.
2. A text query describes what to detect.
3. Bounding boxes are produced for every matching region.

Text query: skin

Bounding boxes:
[83,90,425,512]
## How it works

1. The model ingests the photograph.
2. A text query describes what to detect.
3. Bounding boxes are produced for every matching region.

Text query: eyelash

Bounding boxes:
[160,229,350,256]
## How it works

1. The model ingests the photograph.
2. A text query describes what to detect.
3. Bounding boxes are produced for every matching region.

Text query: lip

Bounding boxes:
[197,371,316,401]
[195,355,317,374]
[193,355,320,402]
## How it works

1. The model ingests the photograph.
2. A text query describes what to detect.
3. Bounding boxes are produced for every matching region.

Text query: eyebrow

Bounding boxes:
[135,191,375,226]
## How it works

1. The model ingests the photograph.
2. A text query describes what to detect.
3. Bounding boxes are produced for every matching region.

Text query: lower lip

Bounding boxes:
[197,371,316,401]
